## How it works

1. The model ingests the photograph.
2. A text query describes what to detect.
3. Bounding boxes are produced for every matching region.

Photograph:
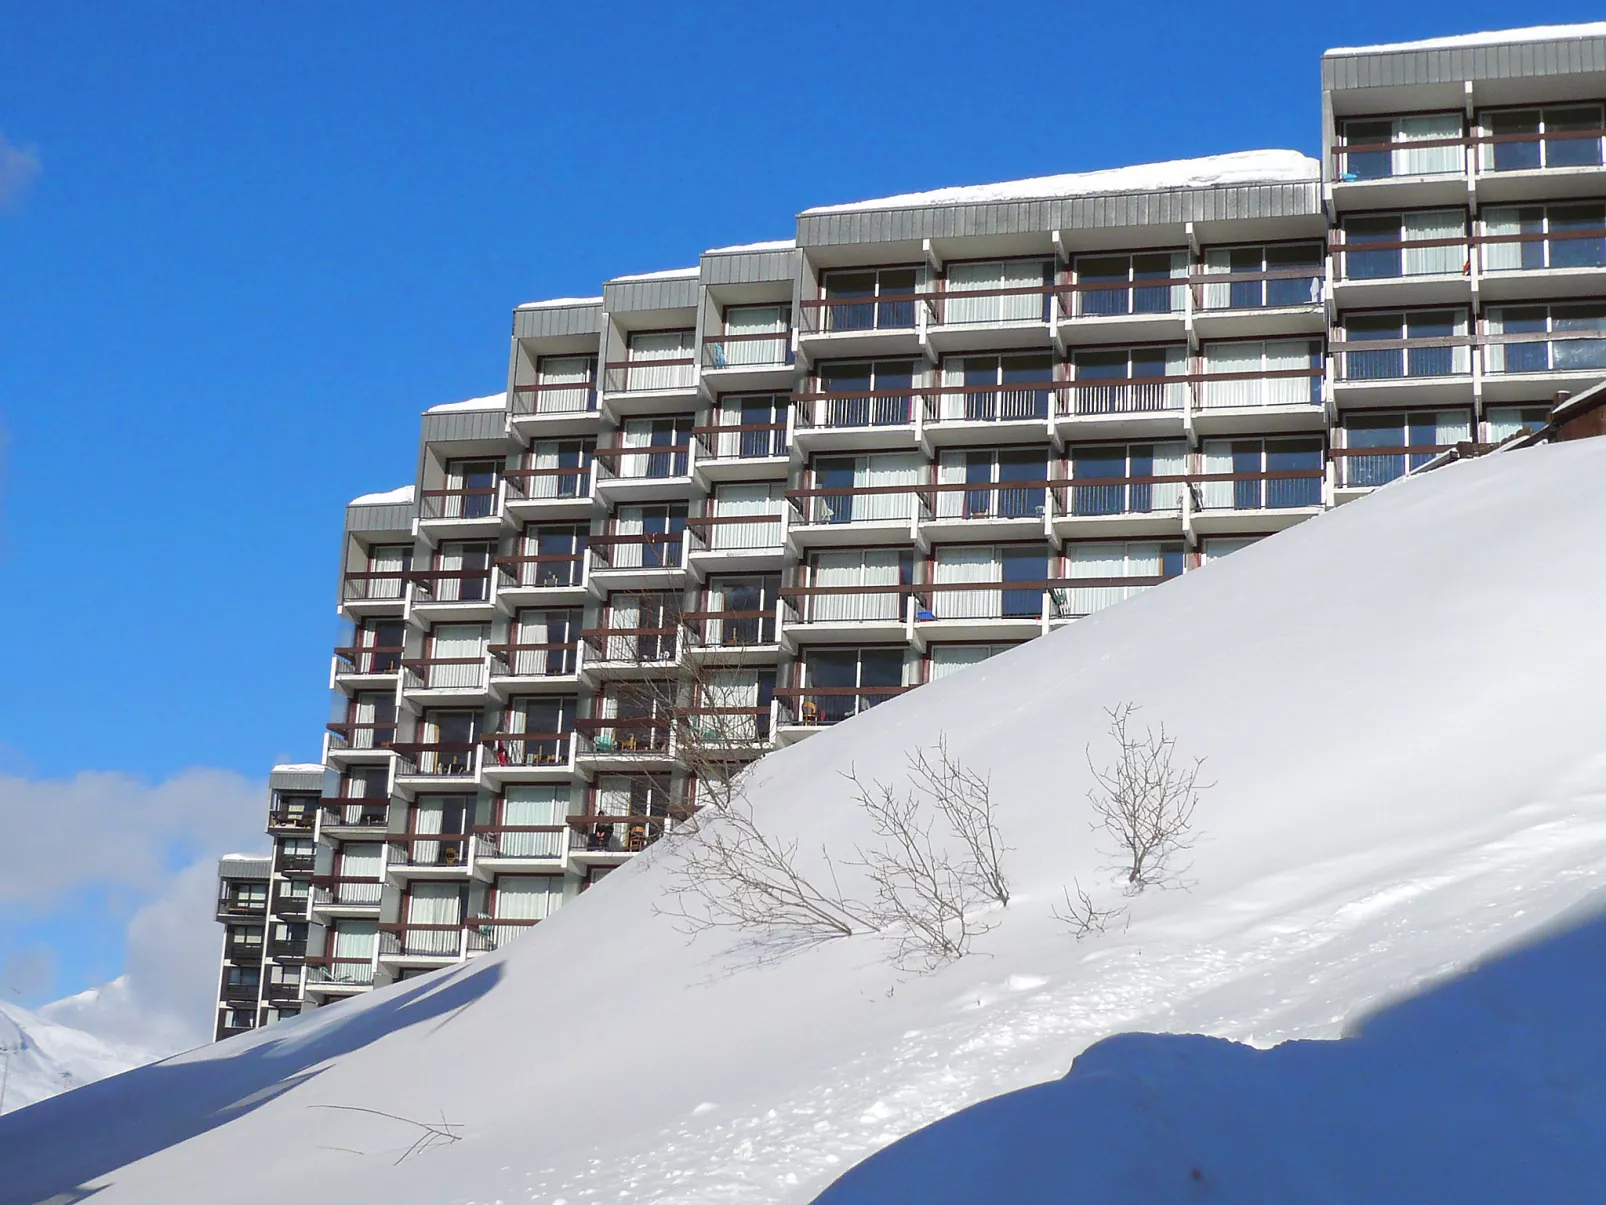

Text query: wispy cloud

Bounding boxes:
[0,132,41,209]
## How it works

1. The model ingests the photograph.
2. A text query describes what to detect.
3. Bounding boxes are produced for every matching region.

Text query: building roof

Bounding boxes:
[348,484,414,506]
[424,391,506,415]
[1326,21,1606,56]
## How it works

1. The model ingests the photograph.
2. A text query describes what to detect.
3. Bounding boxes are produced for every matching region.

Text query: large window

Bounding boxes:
[528,355,597,415]
[812,360,917,426]
[1199,243,1322,309]
[1067,444,1186,516]
[1198,438,1323,510]
[1058,542,1183,616]
[820,267,920,331]
[711,393,788,458]
[942,259,1052,324]
[1339,310,1469,380]
[700,574,779,647]
[808,453,923,525]
[799,648,913,723]
[708,482,783,550]
[404,883,466,955]
[936,353,1052,421]
[928,644,1019,681]
[935,448,1047,520]
[805,549,915,623]
[1067,346,1187,415]
[623,330,695,391]
[1482,105,1605,173]
[433,458,500,520]
[1486,405,1551,441]
[1071,252,1186,317]
[930,545,1051,620]
[609,503,687,568]
[1199,340,1322,409]
[431,541,493,603]
[708,304,791,367]
[1482,203,1606,272]
[424,623,486,689]
[600,592,678,662]
[1486,304,1606,374]
[1338,211,1466,279]
[1340,114,1464,180]
[508,608,578,676]
[519,440,589,500]
[496,786,572,858]
[616,417,691,479]
[1338,410,1471,487]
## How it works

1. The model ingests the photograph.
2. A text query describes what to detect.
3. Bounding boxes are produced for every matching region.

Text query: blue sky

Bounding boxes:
[0,0,1598,1034]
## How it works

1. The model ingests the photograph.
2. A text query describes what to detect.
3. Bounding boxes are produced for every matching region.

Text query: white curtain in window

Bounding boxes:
[612,507,646,569]
[435,544,466,602]
[1153,443,1187,511]
[811,551,900,622]
[339,843,383,904]
[939,358,977,420]
[514,611,554,674]
[502,786,568,857]
[1264,340,1314,406]
[527,442,564,499]
[538,356,594,414]
[1403,210,1465,276]
[1000,260,1047,322]
[929,645,1000,680]
[945,262,1001,325]
[628,331,694,390]
[1481,208,1526,273]
[857,454,921,522]
[935,451,974,517]
[1395,114,1463,176]
[1200,442,1237,510]
[429,624,484,689]
[407,883,462,954]
[1201,249,1235,310]
[723,306,786,366]
[369,546,407,600]
[495,876,562,920]
[712,483,780,550]
[332,922,378,980]
[413,800,445,865]
[1201,341,1262,409]
[702,669,761,741]
[1430,411,1472,443]
[618,420,654,479]
[1203,536,1260,561]
[1063,544,1129,616]
[597,779,631,818]
[933,546,1001,619]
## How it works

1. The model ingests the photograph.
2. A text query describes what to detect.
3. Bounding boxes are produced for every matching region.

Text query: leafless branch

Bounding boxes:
[307,1104,464,1164]
[1086,704,1208,894]
[1051,880,1125,940]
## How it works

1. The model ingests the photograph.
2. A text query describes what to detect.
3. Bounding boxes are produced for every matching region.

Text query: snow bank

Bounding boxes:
[1328,21,1606,55]
[7,440,1606,1205]
[346,485,413,507]
[0,1003,159,1117]
[801,150,1319,215]
[704,238,796,254]
[515,296,603,310]
[268,763,325,775]
[609,266,700,282]
[422,392,504,415]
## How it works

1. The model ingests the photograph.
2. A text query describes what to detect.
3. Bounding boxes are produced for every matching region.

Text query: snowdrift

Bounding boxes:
[5,440,1606,1205]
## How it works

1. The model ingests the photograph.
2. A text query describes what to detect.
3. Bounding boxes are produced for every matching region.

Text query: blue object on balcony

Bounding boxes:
[1341,172,1359,182]
[916,608,936,622]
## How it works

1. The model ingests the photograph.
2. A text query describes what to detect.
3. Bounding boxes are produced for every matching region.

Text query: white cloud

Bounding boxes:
[0,132,40,208]
[0,768,266,1056]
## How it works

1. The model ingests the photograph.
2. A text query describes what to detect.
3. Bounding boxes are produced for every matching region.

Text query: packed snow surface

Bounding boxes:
[515,295,602,310]
[423,392,505,415]
[6,440,1606,1205]
[609,266,700,282]
[0,1003,159,1117]
[704,238,796,253]
[1328,21,1606,54]
[802,150,1319,214]
[346,484,413,506]
[269,763,326,775]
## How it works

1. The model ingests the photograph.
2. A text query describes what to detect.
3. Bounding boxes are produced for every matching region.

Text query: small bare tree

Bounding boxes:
[909,736,1009,908]
[1051,880,1125,940]
[1086,704,1207,893]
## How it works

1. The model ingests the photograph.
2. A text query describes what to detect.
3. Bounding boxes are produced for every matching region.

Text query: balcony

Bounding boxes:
[911,581,1059,640]
[379,922,466,960]
[700,332,795,391]
[480,731,573,775]
[404,568,494,613]
[1189,469,1325,533]
[677,706,773,749]
[276,850,316,875]
[691,423,790,479]
[473,825,567,861]
[1330,234,1470,309]
[319,797,390,832]
[262,978,303,1004]
[270,894,311,920]
[266,805,317,833]
[464,917,542,953]
[568,815,668,860]
[1332,337,1474,406]
[220,978,261,1003]
[602,358,697,399]
[1054,376,1188,439]
[586,534,687,586]
[685,515,785,569]
[418,486,502,526]
[580,625,679,672]
[1190,366,1326,434]
[267,936,307,961]
[920,383,1052,443]
[1048,574,1174,620]
[682,608,779,653]
[779,584,918,638]
[215,897,267,923]
[923,481,1050,540]
[925,283,1055,351]
[592,445,694,500]
[224,937,265,964]
[311,876,384,909]
[792,388,919,450]
[773,685,914,728]
[341,570,409,609]
[385,830,478,870]
[1481,326,1606,403]
[390,741,480,779]
[332,645,404,680]
[1479,224,1606,302]
[1330,127,1468,209]
[510,380,599,428]
[324,721,397,753]
[1331,445,1457,492]
[304,956,376,989]
[785,485,928,545]
[797,293,930,357]
[1048,476,1184,539]
[494,553,586,596]
[488,642,580,685]
[1474,116,1606,203]
[401,656,487,694]
[1055,277,1186,343]
[574,716,674,764]
[1191,268,1325,338]
[503,466,594,516]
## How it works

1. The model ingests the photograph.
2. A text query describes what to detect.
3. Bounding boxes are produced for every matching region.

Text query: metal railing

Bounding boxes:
[702,331,793,368]
[785,482,928,527]
[341,571,409,602]
[587,533,686,572]
[389,741,480,778]
[324,722,396,752]
[774,685,914,726]
[494,553,585,589]
[419,487,500,521]
[921,383,1052,424]
[692,422,788,460]
[333,645,404,675]
[574,716,674,756]
[319,798,390,829]
[379,923,466,959]
[474,825,567,859]
[680,608,778,648]
[580,625,679,664]
[603,358,697,393]
[1331,444,1457,488]
[401,657,487,691]
[503,465,592,502]
[305,957,376,988]
[510,379,597,416]
[489,642,580,678]
[482,732,572,768]
[685,514,784,552]
[797,291,934,334]
[311,877,384,907]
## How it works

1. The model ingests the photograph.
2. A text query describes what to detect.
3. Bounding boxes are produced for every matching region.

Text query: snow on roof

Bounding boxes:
[425,391,505,415]
[1327,21,1606,55]
[270,762,326,774]
[219,852,269,861]
[703,238,796,254]
[608,266,700,282]
[516,296,603,310]
[348,484,414,507]
[801,150,1319,215]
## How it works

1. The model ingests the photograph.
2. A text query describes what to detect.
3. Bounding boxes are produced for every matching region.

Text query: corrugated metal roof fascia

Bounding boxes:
[797,181,1321,246]
[601,276,700,313]
[218,857,271,881]
[420,409,506,444]
[344,501,414,533]
[1323,36,1606,89]
[700,247,801,286]
[513,304,603,340]
[269,767,327,791]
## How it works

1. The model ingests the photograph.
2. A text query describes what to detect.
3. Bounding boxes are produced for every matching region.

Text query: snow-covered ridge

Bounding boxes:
[515,295,603,310]
[423,391,505,415]
[0,1002,159,1117]
[1328,21,1606,55]
[346,484,413,507]
[801,150,1320,215]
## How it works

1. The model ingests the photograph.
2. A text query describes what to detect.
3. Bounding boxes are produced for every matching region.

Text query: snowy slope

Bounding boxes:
[0,1002,159,1117]
[6,439,1606,1205]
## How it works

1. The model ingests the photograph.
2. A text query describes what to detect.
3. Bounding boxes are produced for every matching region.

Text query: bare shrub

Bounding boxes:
[1086,703,1208,893]
[1051,880,1125,940]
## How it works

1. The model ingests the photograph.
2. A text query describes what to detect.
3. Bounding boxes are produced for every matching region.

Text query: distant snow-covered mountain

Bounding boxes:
[0,1000,158,1115]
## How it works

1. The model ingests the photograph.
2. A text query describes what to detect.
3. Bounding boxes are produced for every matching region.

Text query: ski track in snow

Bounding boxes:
[507,792,1606,1205]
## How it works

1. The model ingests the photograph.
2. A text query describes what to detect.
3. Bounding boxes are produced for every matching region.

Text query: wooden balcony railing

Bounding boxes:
[310,877,384,907]
[404,567,494,604]
[473,825,567,859]
[568,814,669,854]
[930,282,1055,326]
[784,482,930,527]
[465,916,542,952]
[488,642,580,678]
[778,583,921,626]
[494,553,585,589]
[389,741,480,777]
[341,570,409,602]
[602,358,697,393]
[1331,125,1606,179]
[574,715,674,755]
[592,444,691,481]
[509,379,597,417]
[691,421,789,460]
[580,625,679,664]
[503,465,592,502]
[379,922,466,959]
[1058,276,1187,319]
[267,807,317,831]
[1332,335,1475,381]
[678,706,772,744]
[400,656,486,691]
[685,514,785,552]
[385,830,479,868]
[792,386,919,429]
[333,645,404,675]
[921,382,1053,424]
[586,532,686,572]
[1331,444,1458,488]
[419,486,500,521]
[774,685,914,725]
[797,291,934,334]
[1191,267,1323,310]
[305,956,376,987]
[482,732,572,767]
[681,608,779,648]
[702,331,794,369]
[319,797,390,829]
[325,721,396,752]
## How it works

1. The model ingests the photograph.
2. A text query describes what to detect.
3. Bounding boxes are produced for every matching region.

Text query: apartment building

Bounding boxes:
[215,23,1606,1036]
